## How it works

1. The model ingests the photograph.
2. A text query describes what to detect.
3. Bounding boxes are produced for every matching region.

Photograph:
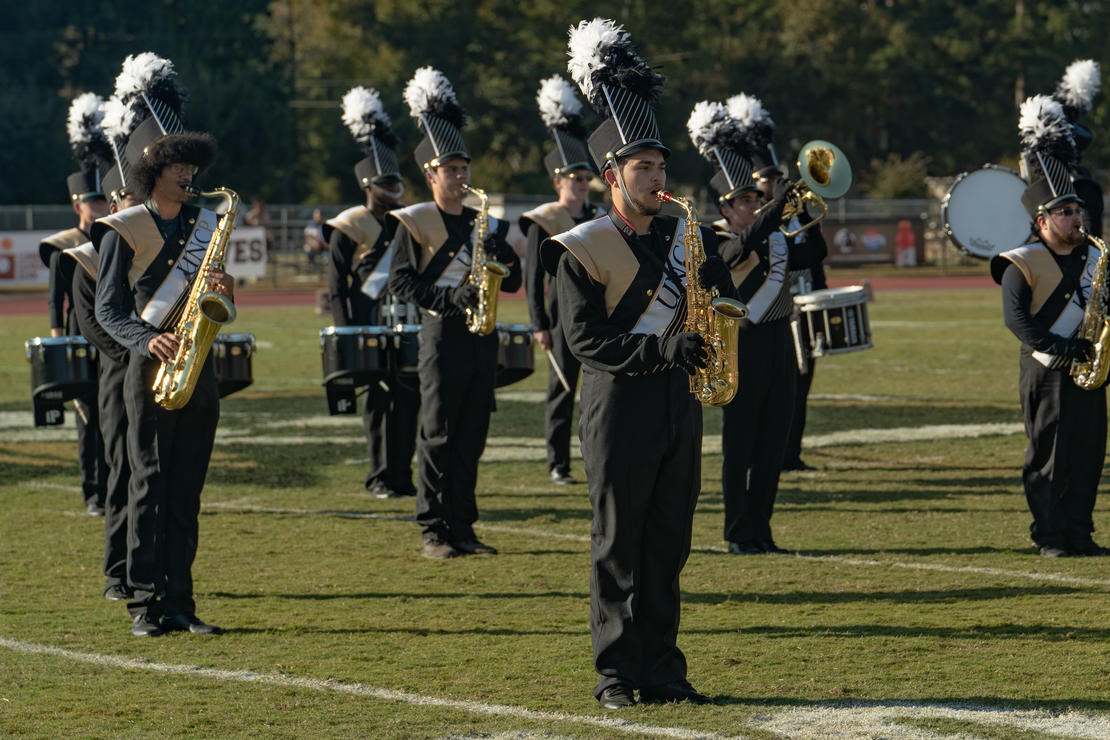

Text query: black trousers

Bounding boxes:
[124,354,219,618]
[97,354,130,590]
[75,390,107,508]
[1019,351,1106,548]
[363,374,421,494]
[413,316,497,541]
[784,350,817,465]
[580,367,701,698]
[544,318,581,474]
[722,318,796,546]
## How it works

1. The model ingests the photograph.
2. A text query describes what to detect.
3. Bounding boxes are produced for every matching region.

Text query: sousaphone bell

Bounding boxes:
[760,139,852,238]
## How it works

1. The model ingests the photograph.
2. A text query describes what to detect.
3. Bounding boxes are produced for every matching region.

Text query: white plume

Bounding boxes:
[66,92,104,146]
[536,75,582,128]
[686,101,727,157]
[1058,59,1101,113]
[1019,94,1066,141]
[726,93,772,130]
[403,66,456,118]
[341,86,389,141]
[101,97,135,140]
[113,51,175,100]
[566,17,626,101]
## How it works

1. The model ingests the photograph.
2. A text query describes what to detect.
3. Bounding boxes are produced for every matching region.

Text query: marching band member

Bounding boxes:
[521,75,602,486]
[326,86,419,499]
[716,93,826,555]
[990,96,1108,558]
[41,92,110,516]
[94,53,230,635]
[540,19,731,709]
[388,67,522,559]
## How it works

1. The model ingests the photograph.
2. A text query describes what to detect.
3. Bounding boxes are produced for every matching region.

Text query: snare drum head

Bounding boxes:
[943,165,1029,260]
[795,286,867,309]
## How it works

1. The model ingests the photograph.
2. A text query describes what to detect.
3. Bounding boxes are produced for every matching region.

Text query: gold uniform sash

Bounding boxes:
[521,202,576,240]
[96,205,165,289]
[391,202,449,272]
[326,205,383,266]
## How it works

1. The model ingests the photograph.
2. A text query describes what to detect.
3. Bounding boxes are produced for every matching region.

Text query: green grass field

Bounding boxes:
[2,289,1109,739]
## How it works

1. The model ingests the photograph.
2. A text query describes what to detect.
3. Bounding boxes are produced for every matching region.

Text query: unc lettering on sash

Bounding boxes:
[631,219,687,337]
[746,231,789,323]
[141,207,219,330]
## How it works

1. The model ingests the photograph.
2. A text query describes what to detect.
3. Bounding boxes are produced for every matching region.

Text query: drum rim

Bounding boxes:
[320,325,395,336]
[794,286,868,307]
[215,332,256,342]
[25,336,92,347]
[942,163,1029,260]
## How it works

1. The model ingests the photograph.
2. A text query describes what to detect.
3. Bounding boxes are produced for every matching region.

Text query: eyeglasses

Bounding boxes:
[561,172,594,182]
[1051,206,1082,218]
[166,163,198,176]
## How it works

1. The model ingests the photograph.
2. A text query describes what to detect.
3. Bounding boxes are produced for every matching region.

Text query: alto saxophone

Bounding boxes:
[460,183,510,335]
[153,187,240,409]
[656,191,748,406]
[1070,226,1110,390]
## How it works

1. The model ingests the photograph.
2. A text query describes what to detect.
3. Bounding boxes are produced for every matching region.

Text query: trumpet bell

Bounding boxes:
[798,139,852,200]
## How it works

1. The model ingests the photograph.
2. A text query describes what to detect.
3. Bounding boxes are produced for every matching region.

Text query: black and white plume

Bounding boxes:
[112,52,186,134]
[403,66,465,130]
[1019,94,1077,165]
[536,75,587,138]
[341,86,397,151]
[687,100,748,160]
[566,17,664,116]
[726,93,775,149]
[1053,59,1101,121]
[66,92,112,167]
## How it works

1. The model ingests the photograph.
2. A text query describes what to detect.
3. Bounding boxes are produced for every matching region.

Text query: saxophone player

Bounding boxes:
[94,53,230,636]
[388,67,521,560]
[539,20,732,710]
[989,95,1108,558]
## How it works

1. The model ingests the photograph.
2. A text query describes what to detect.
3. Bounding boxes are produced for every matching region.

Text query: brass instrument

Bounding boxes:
[153,187,240,409]
[460,183,509,335]
[656,190,748,406]
[1070,227,1110,390]
[755,139,852,238]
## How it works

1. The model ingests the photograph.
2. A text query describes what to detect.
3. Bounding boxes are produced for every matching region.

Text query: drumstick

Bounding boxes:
[546,349,571,393]
[72,398,88,425]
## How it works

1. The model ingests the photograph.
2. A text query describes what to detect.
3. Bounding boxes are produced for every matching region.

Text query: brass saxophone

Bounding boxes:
[1070,227,1110,390]
[460,183,509,335]
[656,191,748,406]
[153,187,240,409]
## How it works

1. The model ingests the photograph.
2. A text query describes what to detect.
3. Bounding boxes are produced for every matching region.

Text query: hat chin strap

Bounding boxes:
[610,158,639,214]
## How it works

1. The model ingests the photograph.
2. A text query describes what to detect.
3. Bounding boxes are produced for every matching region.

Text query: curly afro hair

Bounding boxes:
[132,131,217,199]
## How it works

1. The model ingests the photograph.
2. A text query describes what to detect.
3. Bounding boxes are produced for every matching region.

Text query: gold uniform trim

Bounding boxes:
[391,202,449,272]
[997,243,1063,315]
[550,218,642,319]
[41,227,86,253]
[521,201,576,241]
[326,206,383,266]
[96,205,164,289]
[64,242,99,280]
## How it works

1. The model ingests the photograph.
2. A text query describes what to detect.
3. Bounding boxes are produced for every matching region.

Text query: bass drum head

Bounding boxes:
[942,164,1029,260]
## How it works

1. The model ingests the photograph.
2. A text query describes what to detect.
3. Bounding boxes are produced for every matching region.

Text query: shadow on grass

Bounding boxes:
[710,695,1110,713]
[219,625,585,637]
[687,622,1110,640]
[209,589,588,600]
[682,584,1080,606]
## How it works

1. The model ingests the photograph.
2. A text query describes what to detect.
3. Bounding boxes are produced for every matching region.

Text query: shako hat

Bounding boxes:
[1018,94,1082,218]
[535,75,593,176]
[566,17,668,171]
[404,67,468,170]
[65,92,112,202]
[727,93,781,180]
[341,86,401,187]
[687,100,756,205]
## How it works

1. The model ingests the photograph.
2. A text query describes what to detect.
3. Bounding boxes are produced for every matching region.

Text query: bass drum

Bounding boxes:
[212,333,255,398]
[942,164,1029,259]
[495,323,534,388]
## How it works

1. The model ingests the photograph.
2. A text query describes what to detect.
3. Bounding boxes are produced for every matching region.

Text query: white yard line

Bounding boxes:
[0,636,734,740]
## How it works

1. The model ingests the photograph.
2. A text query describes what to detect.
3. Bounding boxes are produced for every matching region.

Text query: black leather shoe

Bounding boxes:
[1067,540,1110,556]
[162,613,223,634]
[453,538,498,555]
[598,684,636,710]
[131,613,164,637]
[728,541,764,555]
[104,583,132,601]
[1039,545,1069,558]
[758,540,792,555]
[549,469,578,485]
[639,681,715,705]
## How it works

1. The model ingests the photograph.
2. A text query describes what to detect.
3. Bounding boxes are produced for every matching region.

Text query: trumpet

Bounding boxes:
[754,139,852,238]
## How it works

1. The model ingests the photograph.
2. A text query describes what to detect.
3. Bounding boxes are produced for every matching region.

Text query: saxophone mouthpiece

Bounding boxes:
[654,190,673,203]
[183,185,201,196]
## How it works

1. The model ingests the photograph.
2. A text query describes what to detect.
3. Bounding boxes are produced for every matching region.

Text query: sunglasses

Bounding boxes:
[561,172,593,182]
[1051,206,1082,217]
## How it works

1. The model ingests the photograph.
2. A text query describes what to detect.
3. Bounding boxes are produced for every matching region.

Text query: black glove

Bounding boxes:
[771,175,791,204]
[661,332,708,375]
[484,235,515,264]
[1063,337,1094,361]
[697,255,732,294]
[449,284,479,310]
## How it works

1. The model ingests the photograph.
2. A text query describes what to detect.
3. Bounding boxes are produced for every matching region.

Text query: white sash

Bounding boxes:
[631,219,687,337]
[745,231,790,322]
[141,207,220,330]
[1032,243,1099,368]
[360,243,393,300]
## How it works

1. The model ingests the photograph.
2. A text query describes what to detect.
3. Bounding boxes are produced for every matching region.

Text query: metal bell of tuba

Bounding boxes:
[756,139,852,238]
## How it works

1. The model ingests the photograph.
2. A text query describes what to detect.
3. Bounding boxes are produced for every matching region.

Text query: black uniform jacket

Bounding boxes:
[42,227,88,332]
[521,201,601,332]
[325,205,397,326]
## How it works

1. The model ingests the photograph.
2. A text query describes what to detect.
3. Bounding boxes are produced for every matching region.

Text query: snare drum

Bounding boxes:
[320,326,391,386]
[942,164,1029,260]
[25,336,99,426]
[392,324,421,378]
[793,286,873,357]
[212,333,255,398]
[495,323,534,388]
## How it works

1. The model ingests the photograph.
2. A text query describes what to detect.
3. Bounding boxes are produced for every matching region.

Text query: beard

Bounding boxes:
[1051,219,1085,247]
[626,190,663,216]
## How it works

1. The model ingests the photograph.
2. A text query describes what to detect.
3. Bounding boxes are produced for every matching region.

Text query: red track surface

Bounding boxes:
[0,275,995,317]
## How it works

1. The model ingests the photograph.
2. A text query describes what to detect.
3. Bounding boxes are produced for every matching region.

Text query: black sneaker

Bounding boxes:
[421,537,459,559]
[1039,545,1069,558]
[162,613,223,634]
[453,538,498,555]
[104,583,132,602]
[131,613,164,637]
[549,469,578,485]
[86,501,105,516]
[728,541,764,555]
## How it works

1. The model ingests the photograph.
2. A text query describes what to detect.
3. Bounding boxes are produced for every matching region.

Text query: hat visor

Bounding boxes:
[554,160,596,175]
[72,191,107,203]
[718,184,760,205]
[1042,193,1085,212]
[429,151,471,168]
[753,165,786,181]
[613,139,670,162]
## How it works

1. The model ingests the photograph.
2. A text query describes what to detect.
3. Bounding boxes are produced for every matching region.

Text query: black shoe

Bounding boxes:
[104,583,132,601]
[598,684,636,710]
[1067,540,1110,556]
[549,469,578,485]
[86,501,105,516]
[453,538,498,555]
[131,613,164,637]
[421,537,459,559]
[758,540,792,555]
[639,681,715,705]
[369,483,406,499]
[1039,545,1069,558]
[782,459,815,472]
[162,613,223,634]
[728,541,764,555]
